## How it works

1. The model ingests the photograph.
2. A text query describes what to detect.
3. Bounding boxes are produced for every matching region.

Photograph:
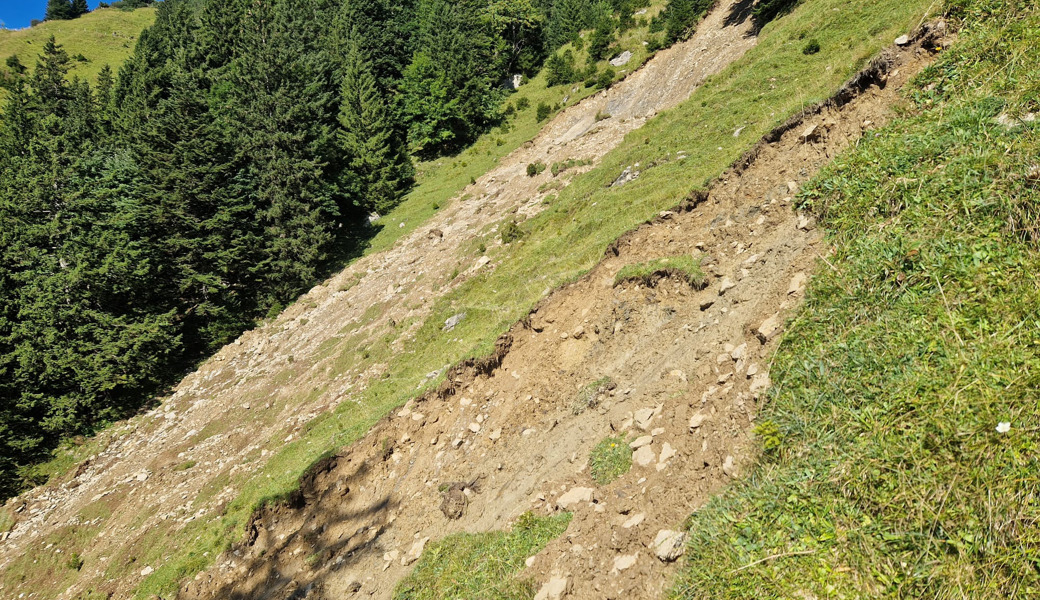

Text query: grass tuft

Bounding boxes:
[571,377,616,415]
[614,256,705,288]
[393,512,572,600]
[589,436,632,485]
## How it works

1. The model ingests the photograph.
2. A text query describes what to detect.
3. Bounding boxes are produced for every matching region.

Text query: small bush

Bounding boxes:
[590,436,633,485]
[535,102,552,122]
[546,50,578,87]
[595,68,616,90]
[802,39,821,55]
[526,162,546,177]
[515,96,530,111]
[500,220,525,244]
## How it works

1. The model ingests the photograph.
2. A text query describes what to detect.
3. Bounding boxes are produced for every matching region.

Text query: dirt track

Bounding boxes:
[177,28,945,600]
[0,3,761,599]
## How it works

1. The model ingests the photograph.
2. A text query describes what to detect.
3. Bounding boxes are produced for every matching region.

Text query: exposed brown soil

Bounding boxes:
[0,4,760,600]
[176,27,945,600]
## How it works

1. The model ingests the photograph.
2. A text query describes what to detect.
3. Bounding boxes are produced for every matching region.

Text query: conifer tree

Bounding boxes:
[71,0,89,18]
[338,45,414,215]
[44,0,74,21]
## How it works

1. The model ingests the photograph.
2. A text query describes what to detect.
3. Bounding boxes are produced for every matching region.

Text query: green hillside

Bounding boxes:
[0,6,155,84]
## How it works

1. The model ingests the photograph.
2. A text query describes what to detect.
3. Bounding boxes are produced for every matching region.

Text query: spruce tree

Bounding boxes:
[44,0,74,21]
[338,45,414,216]
[71,0,89,18]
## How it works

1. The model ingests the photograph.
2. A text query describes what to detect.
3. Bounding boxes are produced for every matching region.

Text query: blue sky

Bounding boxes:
[0,1,105,30]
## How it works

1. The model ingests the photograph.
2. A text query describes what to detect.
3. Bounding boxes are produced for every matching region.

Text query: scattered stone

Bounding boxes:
[797,214,815,230]
[634,408,655,430]
[443,312,466,332]
[630,436,653,449]
[722,455,737,477]
[688,413,709,430]
[402,537,430,566]
[572,326,585,339]
[787,181,799,194]
[468,423,481,433]
[633,445,655,467]
[750,373,771,396]
[669,369,687,383]
[718,278,736,295]
[489,428,502,441]
[135,471,150,482]
[534,576,570,600]
[609,50,633,67]
[613,553,638,572]
[140,566,154,577]
[346,581,362,594]
[699,298,715,311]
[788,272,807,295]
[651,427,665,436]
[746,363,760,377]
[526,556,537,567]
[611,166,641,187]
[800,124,820,143]
[653,530,688,562]
[623,513,646,528]
[895,34,910,46]
[440,484,469,519]
[756,314,782,343]
[731,343,747,361]
[557,487,594,510]
[476,256,491,268]
[658,442,676,464]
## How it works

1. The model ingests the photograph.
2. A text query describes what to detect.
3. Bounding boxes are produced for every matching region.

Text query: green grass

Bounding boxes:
[393,512,573,600]
[673,1,1040,598]
[128,0,934,596]
[590,436,633,485]
[0,7,155,85]
[614,256,705,287]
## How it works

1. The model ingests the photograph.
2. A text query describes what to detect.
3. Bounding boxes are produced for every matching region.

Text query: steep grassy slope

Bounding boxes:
[131,0,931,596]
[675,1,1040,597]
[0,7,155,84]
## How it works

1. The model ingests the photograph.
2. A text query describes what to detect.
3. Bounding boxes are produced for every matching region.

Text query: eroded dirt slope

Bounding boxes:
[178,29,945,600]
[0,4,759,599]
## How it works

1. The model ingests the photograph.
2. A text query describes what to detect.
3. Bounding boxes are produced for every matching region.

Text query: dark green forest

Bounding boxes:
[0,0,725,498]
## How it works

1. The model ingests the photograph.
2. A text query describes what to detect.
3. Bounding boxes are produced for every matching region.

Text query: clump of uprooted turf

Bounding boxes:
[614,256,705,288]
[394,512,572,600]
[674,1,1040,598]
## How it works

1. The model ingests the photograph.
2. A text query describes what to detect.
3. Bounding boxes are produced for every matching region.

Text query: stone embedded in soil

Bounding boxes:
[534,576,570,600]
[658,442,677,464]
[718,278,737,295]
[489,428,502,441]
[788,272,807,295]
[633,445,655,467]
[634,408,655,430]
[613,553,638,573]
[722,455,737,477]
[630,436,653,449]
[653,529,688,562]
[557,487,594,509]
[756,314,782,343]
[468,422,481,433]
[623,513,646,528]
[797,214,815,230]
[749,372,770,396]
[895,34,910,46]
[140,566,154,577]
[731,343,748,361]
[689,413,709,430]
[401,537,429,566]
[699,298,715,311]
